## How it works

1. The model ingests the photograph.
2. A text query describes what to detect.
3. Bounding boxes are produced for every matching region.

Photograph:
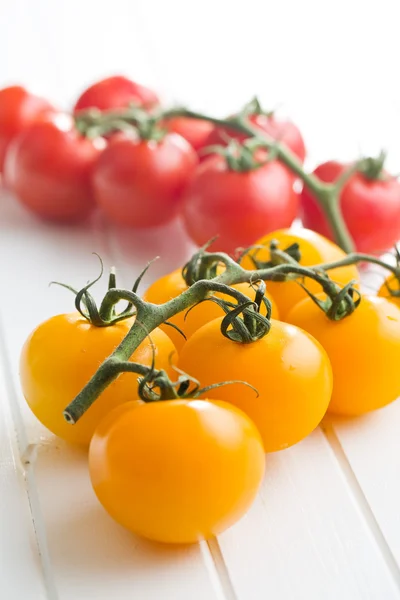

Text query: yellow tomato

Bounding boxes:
[286,295,400,415]
[89,399,265,544]
[144,268,279,349]
[378,274,400,308]
[241,228,360,319]
[20,313,176,445]
[178,317,332,452]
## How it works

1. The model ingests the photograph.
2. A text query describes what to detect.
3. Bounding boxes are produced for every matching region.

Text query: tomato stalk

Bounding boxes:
[75,103,356,252]
[62,243,400,424]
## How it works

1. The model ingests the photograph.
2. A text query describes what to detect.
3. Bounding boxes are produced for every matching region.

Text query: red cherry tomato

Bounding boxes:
[73,75,159,113]
[4,114,103,222]
[164,117,214,154]
[0,86,54,172]
[205,113,306,163]
[182,155,299,254]
[92,132,198,228]
[301,161,400,254]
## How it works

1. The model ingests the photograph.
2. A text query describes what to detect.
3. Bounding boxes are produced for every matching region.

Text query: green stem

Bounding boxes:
[316,252,400,275]
[160,108,355,253]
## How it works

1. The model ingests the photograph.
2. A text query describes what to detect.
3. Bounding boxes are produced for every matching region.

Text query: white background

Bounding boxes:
[2,2,400,599]
[2,0,400,168]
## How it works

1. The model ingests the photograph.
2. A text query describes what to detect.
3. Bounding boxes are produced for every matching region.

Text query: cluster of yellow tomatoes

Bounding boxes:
[19,228,400,544]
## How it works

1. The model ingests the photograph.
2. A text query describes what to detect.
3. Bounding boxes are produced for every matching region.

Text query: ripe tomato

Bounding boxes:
[301,161,400,254]
[89,398,265,543]
[178,317,332,452]
[92,132,198,227]
[378,274,400,307]
[241,228,360,319]
[163,117,214,153]
[143,267,279,350]
[286,295,400,415]
[73,75,159,113]
[20,314,176,446]
[4,114,103,222]
[182,155,299,255]
[205,113,306,162]
[0,85,54,172]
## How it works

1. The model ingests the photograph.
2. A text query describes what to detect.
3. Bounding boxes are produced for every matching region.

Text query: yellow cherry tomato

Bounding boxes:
[178,317,332,452]
[89,399,265,544]
[20,313,176,445]
[286,295,400,415]
[378,274,400,307]
[241,228,360,319]
[143,267,279,349]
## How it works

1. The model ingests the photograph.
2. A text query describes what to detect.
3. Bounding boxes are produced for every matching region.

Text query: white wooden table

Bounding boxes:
[2,0,400,596]
[1,190,400,600]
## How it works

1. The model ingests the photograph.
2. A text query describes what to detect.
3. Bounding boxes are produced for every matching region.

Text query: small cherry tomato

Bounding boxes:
[89,398,265,544]
[20,314,176,445]
[182,155,299,255]
[163,117,214,154]
[241,228,360,319]
[378,274,400,307]
[178,317,332,452]
[143,267,279,350]
[4,114,103,222]
[301,160,400,254]
[286,295,400,415]
[0,85,54,172]
[205,113,306,163]
[92,132,198,227]
[73,75,159,113]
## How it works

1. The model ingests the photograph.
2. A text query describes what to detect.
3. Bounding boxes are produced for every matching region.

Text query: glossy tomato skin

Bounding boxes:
[0,85,54,172]
[241,228,360,319]
[205,113,306,163]
[286,295,400,415]
[73,75,159,112]
[20,313,176,446]
[301,161,400,254]
[143,267,279,350]
[93,132,198,227]
[182,155,299,255]
[89,398,265,544]
[178,317,332,452]
[4,114,103,222]
[164,117,214,153]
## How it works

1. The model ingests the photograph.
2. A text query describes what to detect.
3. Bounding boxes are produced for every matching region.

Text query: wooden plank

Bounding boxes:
[0,343,47,599]
[217,430,400,600]
[0,193,224,600]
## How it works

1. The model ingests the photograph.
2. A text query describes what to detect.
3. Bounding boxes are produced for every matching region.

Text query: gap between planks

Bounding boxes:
[322,420,400,591]
[0,313,59,600]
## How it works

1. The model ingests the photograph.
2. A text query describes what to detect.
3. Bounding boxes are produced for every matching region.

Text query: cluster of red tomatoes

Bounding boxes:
[2,76,400,255]
[19,227,400,544]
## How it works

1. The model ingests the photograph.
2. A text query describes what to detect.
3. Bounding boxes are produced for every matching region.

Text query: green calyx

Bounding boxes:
[239,96,274,119]
[204,138,271,173]
[137,363,258,402]
[74,104,166,142]
[357,150,387,181]
[239,241,302,281]
[51,254,153,327]
[300,279,362,321]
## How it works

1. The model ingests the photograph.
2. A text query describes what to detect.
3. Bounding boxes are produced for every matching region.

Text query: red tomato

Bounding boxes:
[0,86,54,172]
[301,161,400,254]
[205,113,306,163]
[4,114,104,222]
[164,117,214,153]
[92,132,198,227]
[182,155,299,254]
[73,75,159,113]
